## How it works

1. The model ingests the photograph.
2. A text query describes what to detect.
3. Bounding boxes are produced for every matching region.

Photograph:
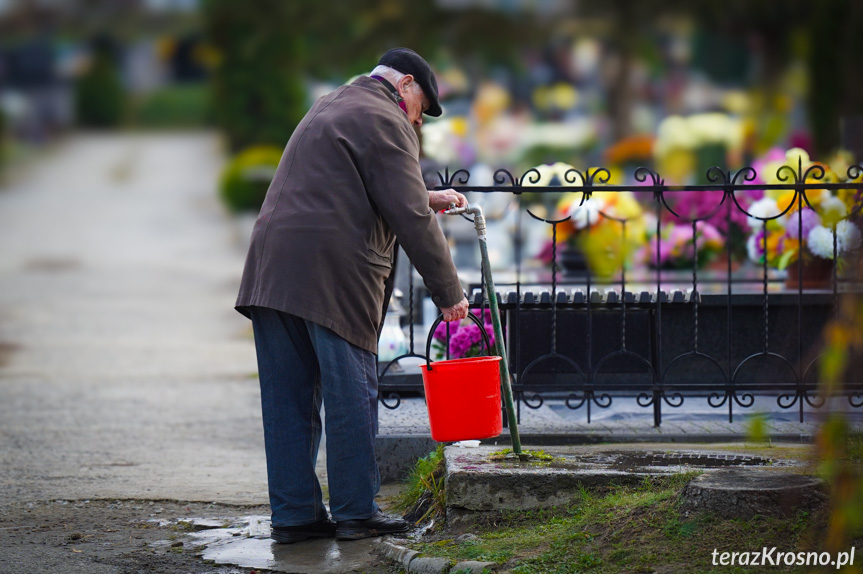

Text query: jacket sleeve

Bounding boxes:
[359,122,464,309]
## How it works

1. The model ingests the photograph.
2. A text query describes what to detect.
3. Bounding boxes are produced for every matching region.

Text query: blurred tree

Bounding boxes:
[201,0,534,151]
[74,34,125,128]
[202,0,306,152]
[0,106,5,168]
[294,0,446,79]
[808,0,863,159]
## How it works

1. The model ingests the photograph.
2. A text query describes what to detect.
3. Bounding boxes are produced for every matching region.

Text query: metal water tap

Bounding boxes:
[444,202,486,240]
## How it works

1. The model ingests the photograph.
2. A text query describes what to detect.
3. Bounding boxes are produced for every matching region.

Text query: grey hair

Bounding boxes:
[370,65,423,96]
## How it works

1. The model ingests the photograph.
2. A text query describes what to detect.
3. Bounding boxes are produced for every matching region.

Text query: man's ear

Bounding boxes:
[398,74,414,96]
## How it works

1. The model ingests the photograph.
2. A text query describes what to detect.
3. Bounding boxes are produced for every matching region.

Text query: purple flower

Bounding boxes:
[785,208,821,241]
[448,326,479,358]
[746,229,765,263]
[433,320,460,343]
[445,317,503,358]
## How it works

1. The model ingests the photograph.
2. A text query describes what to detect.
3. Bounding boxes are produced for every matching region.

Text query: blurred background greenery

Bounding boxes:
[2,0,862,169]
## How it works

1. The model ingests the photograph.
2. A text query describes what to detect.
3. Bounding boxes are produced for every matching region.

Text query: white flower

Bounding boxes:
[807,226,836,259]
[526,162,581,187]
[567,197,602,229]
[837,220,862,252]
[747,197,779,229]
[420,119,456,165]
[807,221,862,259]
[642,211,658,235]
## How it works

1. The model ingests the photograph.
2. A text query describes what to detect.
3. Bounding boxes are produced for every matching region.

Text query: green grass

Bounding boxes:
[127,84,212,129]
[488,448,559,462]
[404,472,837,573]
[395,445,447,524]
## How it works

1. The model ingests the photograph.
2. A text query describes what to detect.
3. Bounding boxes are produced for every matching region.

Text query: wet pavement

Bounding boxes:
[184,516,384,573]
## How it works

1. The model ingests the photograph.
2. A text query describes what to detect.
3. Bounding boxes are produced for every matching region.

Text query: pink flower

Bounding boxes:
[648,221,723,268]
[751,148,786,187]
[667,191,751,235]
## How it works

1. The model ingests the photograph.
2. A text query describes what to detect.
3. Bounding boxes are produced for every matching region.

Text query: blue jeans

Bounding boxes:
[249,307,381,527]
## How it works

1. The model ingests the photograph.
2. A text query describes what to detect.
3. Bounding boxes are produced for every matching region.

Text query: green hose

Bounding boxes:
[478,235,522,454]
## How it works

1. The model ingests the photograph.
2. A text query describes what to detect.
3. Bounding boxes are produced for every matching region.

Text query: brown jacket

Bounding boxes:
[235,76,464,353]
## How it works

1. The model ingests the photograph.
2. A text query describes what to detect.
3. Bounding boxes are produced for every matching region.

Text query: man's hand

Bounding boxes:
[440,297,469,322]
[429,188,467,212]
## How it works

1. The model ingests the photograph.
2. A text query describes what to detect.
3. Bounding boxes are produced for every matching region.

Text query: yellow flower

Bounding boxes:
[609,190,643,220]
[839,173,863,213]
[451,116,469,138]
[785,147,810,168]
[775,190,797,214]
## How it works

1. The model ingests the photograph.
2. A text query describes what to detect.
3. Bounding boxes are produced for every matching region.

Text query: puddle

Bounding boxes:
[175,516,380,573]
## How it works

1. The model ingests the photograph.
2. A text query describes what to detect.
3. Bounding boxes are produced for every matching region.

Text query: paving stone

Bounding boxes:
[376,539,420,568]
[409,556,452,574]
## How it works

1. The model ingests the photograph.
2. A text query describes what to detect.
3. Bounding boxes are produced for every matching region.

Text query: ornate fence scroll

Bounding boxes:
[377,162,863,426]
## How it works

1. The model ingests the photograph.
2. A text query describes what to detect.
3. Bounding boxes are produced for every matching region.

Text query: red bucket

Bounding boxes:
[420,356,503,442]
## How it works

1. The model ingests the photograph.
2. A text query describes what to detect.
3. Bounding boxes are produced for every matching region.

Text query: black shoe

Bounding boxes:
[270,518,336,544]
[335,511,410,540]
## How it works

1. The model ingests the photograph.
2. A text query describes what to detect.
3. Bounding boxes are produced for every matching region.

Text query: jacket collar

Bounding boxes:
[353,75,401,108]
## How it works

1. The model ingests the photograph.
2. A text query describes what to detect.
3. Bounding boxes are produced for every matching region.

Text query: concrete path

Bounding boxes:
[0,132,267,506]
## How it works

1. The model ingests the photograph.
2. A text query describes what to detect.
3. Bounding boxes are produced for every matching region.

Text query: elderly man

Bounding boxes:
[235,47,469,543]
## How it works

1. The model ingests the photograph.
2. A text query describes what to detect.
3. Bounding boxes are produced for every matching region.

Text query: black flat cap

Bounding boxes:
[377,47,442,117]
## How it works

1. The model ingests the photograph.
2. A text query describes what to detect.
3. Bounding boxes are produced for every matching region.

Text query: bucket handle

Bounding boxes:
[425,311,493,371]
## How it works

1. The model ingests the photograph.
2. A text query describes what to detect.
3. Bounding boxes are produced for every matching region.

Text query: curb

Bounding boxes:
[376,539,496,573]
[375,432,816,484]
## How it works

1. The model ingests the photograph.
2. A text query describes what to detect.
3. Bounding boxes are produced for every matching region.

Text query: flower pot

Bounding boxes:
[784,258,834,290]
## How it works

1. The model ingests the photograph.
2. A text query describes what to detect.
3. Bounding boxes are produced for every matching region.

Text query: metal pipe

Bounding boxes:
[444,203,522,454]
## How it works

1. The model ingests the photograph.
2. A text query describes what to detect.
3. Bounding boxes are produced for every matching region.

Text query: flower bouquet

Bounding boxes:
[645,218,725,269]
[531,163,647,278]
[745,148,862,275]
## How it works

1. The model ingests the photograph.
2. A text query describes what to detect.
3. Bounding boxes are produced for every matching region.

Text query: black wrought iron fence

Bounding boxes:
[378,161,863,427]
